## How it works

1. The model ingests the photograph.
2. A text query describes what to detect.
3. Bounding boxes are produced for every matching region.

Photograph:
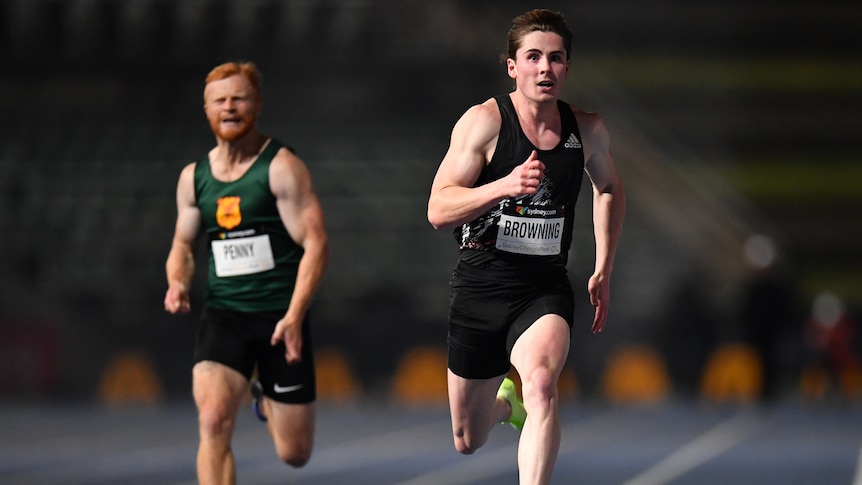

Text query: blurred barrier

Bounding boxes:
[601,344,671,404]
[699,343,763,403]
[391,346,448,404]
[315,347,362,402]
[97,350,164,405]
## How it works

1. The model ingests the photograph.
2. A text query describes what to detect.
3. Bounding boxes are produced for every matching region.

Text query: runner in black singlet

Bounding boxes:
[428,10,625,485]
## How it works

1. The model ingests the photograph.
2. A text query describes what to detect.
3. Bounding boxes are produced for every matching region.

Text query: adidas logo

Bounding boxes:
[564,133,582,149]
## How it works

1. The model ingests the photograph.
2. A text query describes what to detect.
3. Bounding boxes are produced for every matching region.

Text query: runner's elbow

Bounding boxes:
[427,207,446,230]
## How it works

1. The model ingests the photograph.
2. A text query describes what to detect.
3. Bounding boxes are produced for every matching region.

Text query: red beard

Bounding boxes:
[209,115,256,142]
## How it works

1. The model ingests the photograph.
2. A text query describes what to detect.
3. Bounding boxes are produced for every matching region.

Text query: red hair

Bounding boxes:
[203,61,262,100]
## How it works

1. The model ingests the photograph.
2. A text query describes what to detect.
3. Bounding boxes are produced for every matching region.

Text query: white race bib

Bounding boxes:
[495,207,564,256]
[211,234,275,277]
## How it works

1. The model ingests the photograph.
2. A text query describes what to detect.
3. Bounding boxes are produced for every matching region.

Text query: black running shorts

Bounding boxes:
[195,307,316,404]
[447,260,574,379]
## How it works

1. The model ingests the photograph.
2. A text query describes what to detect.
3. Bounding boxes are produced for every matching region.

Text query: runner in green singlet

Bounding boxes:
[164,61,329,484]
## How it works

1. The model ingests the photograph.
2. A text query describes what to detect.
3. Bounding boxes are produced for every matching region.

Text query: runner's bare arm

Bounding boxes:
[428,100,545,230]
[270,149,330,363]
[165,163,201,314]
[579,111,625,333]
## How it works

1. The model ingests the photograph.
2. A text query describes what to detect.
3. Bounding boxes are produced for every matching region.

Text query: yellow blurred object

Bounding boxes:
[98,351,163,405]
[315,347,361,402]
[799,360,862,401]
[391,347,448,404]
[601,344,670,404]
[839,360,862,400]
[699,344,763,403]
[557,367,578,401]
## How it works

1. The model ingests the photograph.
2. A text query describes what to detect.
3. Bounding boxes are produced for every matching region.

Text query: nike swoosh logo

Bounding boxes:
[273,383,304,394]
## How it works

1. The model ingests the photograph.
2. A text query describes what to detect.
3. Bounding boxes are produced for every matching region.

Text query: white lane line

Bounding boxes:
[621,412,762,485]
[852,440,862,485]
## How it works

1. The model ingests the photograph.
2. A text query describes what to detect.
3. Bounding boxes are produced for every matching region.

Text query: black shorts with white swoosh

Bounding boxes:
[195,306,316,404]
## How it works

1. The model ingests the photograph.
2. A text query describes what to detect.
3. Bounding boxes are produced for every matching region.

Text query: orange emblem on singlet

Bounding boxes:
[216,196,242,230]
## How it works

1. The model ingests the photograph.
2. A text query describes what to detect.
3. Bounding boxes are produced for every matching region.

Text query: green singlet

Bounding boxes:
[193,139,304,313]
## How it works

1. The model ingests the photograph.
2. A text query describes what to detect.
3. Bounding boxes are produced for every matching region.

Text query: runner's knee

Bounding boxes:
[453,435,482,455]
[197,403,236,441]
[522,366,557,410]
[275,441,312,467]
[453,425,487,455]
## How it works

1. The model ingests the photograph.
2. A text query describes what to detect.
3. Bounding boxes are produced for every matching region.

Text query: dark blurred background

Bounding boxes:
[1,0,860,405]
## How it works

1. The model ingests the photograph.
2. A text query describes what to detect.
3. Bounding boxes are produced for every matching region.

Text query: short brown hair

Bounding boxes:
[504,9,573,62]
[203,61,262,100]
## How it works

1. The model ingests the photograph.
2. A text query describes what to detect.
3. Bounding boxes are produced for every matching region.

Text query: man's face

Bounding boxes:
[507,31,570,102]
[203,75,261,142]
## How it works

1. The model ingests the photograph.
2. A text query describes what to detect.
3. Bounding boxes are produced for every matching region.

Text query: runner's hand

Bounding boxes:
[588,272,609,333]
[164,285,191,314]
[502,150,545,197]
[271,317,303,364]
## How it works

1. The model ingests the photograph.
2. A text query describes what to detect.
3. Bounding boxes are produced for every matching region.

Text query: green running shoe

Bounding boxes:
[497,377,526,431]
